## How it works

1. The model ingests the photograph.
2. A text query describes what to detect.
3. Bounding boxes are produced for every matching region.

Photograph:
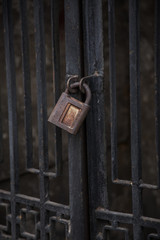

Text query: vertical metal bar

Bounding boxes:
[155,0,160,188]
[51,0,62,175]
[19,0,33,169]
[3,0,19,238]
[82,0,108,239]
[33,0,48,238]
[64,0,89,239]
[0,94,3,163]
[129,1,142,239]
[108,0,118,181]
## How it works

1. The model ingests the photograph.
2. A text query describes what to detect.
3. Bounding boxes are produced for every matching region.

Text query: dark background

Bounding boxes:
[0,0,160,239]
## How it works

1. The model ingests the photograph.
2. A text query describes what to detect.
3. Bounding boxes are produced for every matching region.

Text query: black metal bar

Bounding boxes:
[15,194,40,207]
[64,0,89,239]
[96,208,133,225]
[103,225,129,240]
[19,0,33,170]
[148,233,160,239]
[0,190,11,200]
[51,0,62,176]
[16,194,70,215]
[8,194,70,216]
[112,180,159,189]
[139,183,158,189]
[140,216,160,230]
[113,180,159,189]
[108,0,118,182]
[3,0,19,238]
[155,0,160,188]
[82,0,108,239]
[33,0,49,239]
[96,208,160,232]
[0,93,3,163]
[49,216,70,240]
[112,179,132,186]
[129,1,142,239]
[108,0,132,187]
[44,201,69,216]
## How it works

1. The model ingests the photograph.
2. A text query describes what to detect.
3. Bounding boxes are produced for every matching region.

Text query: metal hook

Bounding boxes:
[66,75,79,93]
[79,73,99,93]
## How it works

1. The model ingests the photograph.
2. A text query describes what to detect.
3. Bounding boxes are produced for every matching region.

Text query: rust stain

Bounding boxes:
[61,104,81,127]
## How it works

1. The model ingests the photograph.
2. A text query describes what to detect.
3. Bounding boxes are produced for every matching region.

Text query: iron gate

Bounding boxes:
[0,0,160,239]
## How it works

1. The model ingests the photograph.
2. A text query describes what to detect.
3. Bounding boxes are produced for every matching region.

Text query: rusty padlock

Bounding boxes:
[48,80,91,135]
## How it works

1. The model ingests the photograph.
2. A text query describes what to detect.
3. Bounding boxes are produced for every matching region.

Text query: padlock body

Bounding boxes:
[48,92,90,134]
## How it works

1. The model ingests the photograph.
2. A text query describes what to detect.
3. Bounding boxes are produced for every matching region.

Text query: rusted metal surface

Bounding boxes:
[1,0,160,239]
[61,104,81,127]
[48,82,91,135]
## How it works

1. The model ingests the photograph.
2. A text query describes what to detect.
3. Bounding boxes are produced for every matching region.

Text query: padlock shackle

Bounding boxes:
[65,82,91,105]
[83,83,91,105]
[65,82,79,94]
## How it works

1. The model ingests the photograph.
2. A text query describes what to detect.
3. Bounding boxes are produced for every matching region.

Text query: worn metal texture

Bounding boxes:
[88,0,160,239]
[82,0,160,239]
[82,0,108,239]
[0,0,160,239]
[3,0,19,238]
[48,82,91,135]
[64,0,89,238]
[0,0,70,239]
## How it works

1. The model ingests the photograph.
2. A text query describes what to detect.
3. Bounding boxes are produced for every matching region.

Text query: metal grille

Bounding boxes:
[0,0,71,239]
[0,0,160,240]
[89,0,160,239]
